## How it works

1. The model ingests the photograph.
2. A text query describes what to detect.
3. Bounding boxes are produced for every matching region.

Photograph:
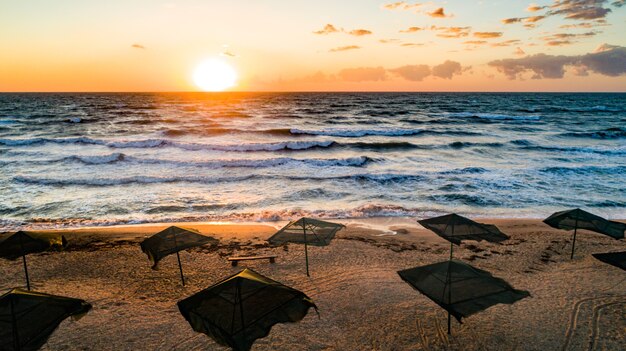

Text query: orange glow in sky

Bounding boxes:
[0,1,625,92]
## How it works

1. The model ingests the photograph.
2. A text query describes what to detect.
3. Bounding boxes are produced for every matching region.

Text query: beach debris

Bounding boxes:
[178,268,317,351]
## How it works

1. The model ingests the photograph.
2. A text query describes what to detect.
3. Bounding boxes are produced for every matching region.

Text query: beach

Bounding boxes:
[1,218,624,350]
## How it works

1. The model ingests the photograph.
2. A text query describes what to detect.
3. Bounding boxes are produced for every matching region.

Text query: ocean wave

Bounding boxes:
[427,193,500,206]
[539,165,626,175]
[13,172,425,187]
[446,112,541,121]
[448,141,504,149]
[290,128,425,137]
[558,128,626,140]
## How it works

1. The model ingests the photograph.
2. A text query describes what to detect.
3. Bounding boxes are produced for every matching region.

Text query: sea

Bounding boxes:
[0,92,625,230]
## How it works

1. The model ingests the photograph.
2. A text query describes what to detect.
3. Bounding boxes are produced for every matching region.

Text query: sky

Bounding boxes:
[1,0,625,92]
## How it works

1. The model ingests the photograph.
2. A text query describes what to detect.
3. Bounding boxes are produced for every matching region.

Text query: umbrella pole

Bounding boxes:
[303,219,310,277]
[570,225,578,260]
[19,234,30,291]
[449,242,453,261]
[448,312,451,335]
[176,251,185,286]
[22,255,30,291]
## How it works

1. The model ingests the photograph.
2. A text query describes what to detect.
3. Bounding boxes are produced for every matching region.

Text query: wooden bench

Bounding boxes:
[228,255,277,267]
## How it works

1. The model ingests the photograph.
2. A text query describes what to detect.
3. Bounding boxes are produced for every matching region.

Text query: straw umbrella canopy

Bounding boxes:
[0,288,92,351]
[398,260,529,334]
[418,213,509,260]
[0,231,66,290]
[178,268,317,351]
[140,226,218,286]
[543,208,625,259]
[592,251,626,271]
[267,217,344,277]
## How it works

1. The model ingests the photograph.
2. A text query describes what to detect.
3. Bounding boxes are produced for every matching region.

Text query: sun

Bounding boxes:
[193,58,237,92]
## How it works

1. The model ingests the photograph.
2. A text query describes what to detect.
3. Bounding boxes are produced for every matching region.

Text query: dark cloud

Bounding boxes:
[488,45,626,79]
[389,64,431,81]
[131,44,145,49]
[548,0,612,20]
[314,24,340,35]
[349,29,372,36]
[540,31,596,45]
[613,0,625,7]
[428,7,447,18]
[329,45,361,52]
[338,67,387,81]
[399,26,423,33]
[432,60,463,79]
[474,32,503,39]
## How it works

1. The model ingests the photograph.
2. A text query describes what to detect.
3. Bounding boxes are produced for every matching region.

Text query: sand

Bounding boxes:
[1,218,625,350]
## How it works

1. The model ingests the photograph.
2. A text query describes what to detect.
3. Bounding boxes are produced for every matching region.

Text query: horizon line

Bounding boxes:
[1,90,626,94]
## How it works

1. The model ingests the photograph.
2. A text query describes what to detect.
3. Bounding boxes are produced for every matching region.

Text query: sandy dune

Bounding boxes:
[1,218,624,350]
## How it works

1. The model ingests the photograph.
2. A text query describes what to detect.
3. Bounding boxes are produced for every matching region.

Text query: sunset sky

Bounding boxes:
[1,0,625,92]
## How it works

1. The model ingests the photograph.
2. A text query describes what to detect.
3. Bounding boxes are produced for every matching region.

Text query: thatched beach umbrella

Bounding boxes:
[0,288,92,351]
[398,260,529,334]
[140,226,218,286]
[267,217,344,276]
[178,268,317,351]
[592,251,626,271]
[418,213,509,260]
[0,231,66,290]
[543,208,625,259]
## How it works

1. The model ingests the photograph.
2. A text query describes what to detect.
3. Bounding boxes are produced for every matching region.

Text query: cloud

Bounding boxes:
[502,18,523,24]
[338,67,387,81]
[399,26,423,33]
[330,45,361,52]
[428,7,448,18]
[464,40,488,45]
[389,65,431,81]
[474,32,503,39]
[400,43,424,47]
[540,31,596,45]
[432,26,471,38]
[314,24,372,36]
[524,15,546,23]
[594,43,620,52]
[131,44,145,49]
[488,45,626,79]
[382,1,423,11]
[491,39,522,47]
[379,39,399,43]
[527,4,546,12]
[613,0,626,7]
[221,51,236,57]
[514,47,526,56]
[349,29,372,36]
[432,60,463,79]
[314,24,340,35]
[548,0,612,20]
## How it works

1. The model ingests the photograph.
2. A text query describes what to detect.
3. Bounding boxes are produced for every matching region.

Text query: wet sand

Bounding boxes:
[1,218,625,350]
